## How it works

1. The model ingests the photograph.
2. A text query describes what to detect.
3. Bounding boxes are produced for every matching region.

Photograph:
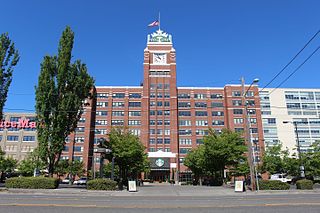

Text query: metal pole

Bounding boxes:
[99,153,104,178]
[294,122,305,178]
[111,156,115,180]
[241,77,256,191]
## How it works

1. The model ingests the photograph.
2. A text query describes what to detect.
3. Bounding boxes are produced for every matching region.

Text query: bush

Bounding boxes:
[259,180,290,190]
[5,177,59,189]
[296,179,313,190]
[87,179,117,190]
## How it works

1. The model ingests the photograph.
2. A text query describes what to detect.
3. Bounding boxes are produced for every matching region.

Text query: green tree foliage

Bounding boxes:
[0,147,17,181]
[185,129,247,184]
[18,148,45,176]
[0,33,19,120]
[301,141,320,177]
[259,143,299,176]
[106,127,149,183]
[55,160,84,180]
[35,26,94,176]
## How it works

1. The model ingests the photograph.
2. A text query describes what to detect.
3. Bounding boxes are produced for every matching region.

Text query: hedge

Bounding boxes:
[296,179,313,190]
[259,180,290,190]
[5,177,59,189]
[87,179,117,190]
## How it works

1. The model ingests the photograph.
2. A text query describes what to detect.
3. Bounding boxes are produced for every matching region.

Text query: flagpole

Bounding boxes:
[158,12,161,31]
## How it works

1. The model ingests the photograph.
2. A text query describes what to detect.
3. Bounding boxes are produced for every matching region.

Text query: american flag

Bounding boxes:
[148,20,159,27]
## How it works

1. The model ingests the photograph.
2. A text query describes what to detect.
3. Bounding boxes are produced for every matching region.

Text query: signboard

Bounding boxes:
[150,158,170,170]
[128,181,137,192]
[0,119,36,129]
[235,181,244,192]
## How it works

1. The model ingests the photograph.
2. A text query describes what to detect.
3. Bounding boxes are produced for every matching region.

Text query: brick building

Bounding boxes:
[61,29,264,182]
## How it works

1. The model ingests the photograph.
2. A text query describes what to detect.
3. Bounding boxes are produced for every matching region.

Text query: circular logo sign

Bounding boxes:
[155,158,165,167]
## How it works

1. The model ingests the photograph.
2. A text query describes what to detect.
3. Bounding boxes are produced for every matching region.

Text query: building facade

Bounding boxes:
[0,112,37,161]
[260,88,320,154]
[61,29,265,181]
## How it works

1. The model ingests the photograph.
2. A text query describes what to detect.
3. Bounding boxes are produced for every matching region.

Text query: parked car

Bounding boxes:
[73,177,87,185]
[270,173,292,183]
[61,177,72,184]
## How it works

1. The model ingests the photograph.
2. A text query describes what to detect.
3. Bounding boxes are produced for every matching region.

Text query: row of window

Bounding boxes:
[97,102,142,108]
[178,93,223,99]
[1,136,36,142]
[96,93,142,99]
[0,127,36,132]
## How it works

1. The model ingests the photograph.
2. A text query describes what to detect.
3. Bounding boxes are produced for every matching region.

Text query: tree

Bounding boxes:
[259,144,284,174]
[35,26,94,176]
[106,127,149,185]
[0,147,17,181]
[184,145,206,183]
[203,129,247,183]
[0,33,20,120]
[18,148,45,176]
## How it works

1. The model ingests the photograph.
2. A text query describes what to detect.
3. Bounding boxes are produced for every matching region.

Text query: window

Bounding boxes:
[164,84,170,89]
[149,110,156,116]
[157,83,162,89]
[235,128,244,133]
[196,139,204,144]
[129,102,141,107]
[128,120,141,126]
[179,138,192,145]
[233,109,243,114]
[179,129,192,135]
[179,111,191,116]
[150,101,156,107]
[96,102,108,107]
[250,128,258,134]
[246,100,255,106]
[7,135,19,141]
[164,120,170,125]
[157,120,163,125]
[179,148,191,154]
[23,136,35,142]
[195,111,207,116]
[195,102,207,108]
[111,120,124,126]
[246,91,254,97]
[196,120,208,126]
[149,139,155,144]
[212,111,224,116]
[247,109,256,115]
[210,94,223,99]
[149,148,156,152]
[75,127,85,132]
[286,103,300,109]
[78,117,86,123]
[232,100,242,106]
[156,93,163,98]
[96,93,108,98]
[150,84,156,90]
[74,156,83,161]
[10,117,20,122]
[157,101,163,107]
[164,110,170,116]
[112,93,125,98]
[75,137,84,143]
[63,146,69,152]
[213,120,224,125]
[96,120,107,125]
[179,120,191,126]
[164,129,170,135]
[194,94,207,99]
[157,138,163,144]
[129,93,141,98]
[164,93,170,98]
[150,93,156,98]
[250,118,257,124]
[178,93,190,99]
[149,120,156,125]
[196,129,208,135]
[96,111,107,116]
[178,102,191,108]
[112,102,125,107]
[211,102,223,108]
[112,111,124,116]
[129,111,141,116]
[0,136,2,141]
[164,138,170,144]
[164,148,171,152]
[164,101,170,107]
[95,129,108,135]
[234,118,244,124]
[232,91,241,97]
[263,118,276,125]
[130,129,141,136]
[157,110,163,115]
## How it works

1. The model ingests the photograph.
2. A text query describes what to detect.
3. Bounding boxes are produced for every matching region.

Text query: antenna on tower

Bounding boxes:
[158,12,161,31]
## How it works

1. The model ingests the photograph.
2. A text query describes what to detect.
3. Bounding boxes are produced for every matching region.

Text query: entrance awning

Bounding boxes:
[148,150,176,158]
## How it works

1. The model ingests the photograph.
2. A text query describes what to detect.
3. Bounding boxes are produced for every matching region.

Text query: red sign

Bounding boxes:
[0,119,36,129]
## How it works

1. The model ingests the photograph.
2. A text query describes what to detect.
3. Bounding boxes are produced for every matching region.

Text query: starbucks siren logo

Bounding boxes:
[155,158,165,167]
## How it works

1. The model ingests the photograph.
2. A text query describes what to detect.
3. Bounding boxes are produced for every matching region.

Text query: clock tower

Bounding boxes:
[141,29,179,181]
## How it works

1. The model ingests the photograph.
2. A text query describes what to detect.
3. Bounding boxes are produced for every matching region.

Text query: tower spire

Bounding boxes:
[158,12,161,31]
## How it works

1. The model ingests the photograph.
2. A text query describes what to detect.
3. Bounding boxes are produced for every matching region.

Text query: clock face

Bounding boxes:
[153,53,166,64]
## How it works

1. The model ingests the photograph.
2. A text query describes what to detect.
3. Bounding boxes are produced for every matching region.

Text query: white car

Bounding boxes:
[73,177,87,185]
[61,177,72,184]
[270,174,292,183]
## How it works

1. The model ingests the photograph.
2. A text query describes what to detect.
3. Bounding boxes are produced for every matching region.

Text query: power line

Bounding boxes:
[259,29,320,93]
[269,44,320,95]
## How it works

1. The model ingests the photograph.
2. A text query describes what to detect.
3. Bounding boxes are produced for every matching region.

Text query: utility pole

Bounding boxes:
[241,77,258,191]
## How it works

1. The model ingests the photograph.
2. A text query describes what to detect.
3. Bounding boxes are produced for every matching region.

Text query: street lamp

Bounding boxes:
[283,121,305,178]
[241,77,259,191]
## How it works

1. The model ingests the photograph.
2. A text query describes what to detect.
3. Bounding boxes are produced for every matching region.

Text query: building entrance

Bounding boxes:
[149,170,170,182]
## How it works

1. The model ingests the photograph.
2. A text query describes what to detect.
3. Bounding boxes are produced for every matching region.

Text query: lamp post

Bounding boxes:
[283,121,305,178]
[241,77,259,191]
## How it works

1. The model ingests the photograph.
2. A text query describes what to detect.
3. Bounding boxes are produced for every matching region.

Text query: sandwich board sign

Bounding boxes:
[235,180,244,192]
[128,181,137,192]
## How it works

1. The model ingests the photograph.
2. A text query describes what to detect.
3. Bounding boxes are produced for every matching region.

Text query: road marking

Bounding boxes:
[0,202,320,209]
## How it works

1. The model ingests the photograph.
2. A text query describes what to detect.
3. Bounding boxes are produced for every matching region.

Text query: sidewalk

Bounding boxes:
[1,183,320,197]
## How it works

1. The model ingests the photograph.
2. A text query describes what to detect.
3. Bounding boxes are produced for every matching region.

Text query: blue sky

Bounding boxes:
[1,0,319,112]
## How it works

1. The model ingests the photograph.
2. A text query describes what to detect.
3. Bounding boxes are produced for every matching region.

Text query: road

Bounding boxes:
[0,185,319,213]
